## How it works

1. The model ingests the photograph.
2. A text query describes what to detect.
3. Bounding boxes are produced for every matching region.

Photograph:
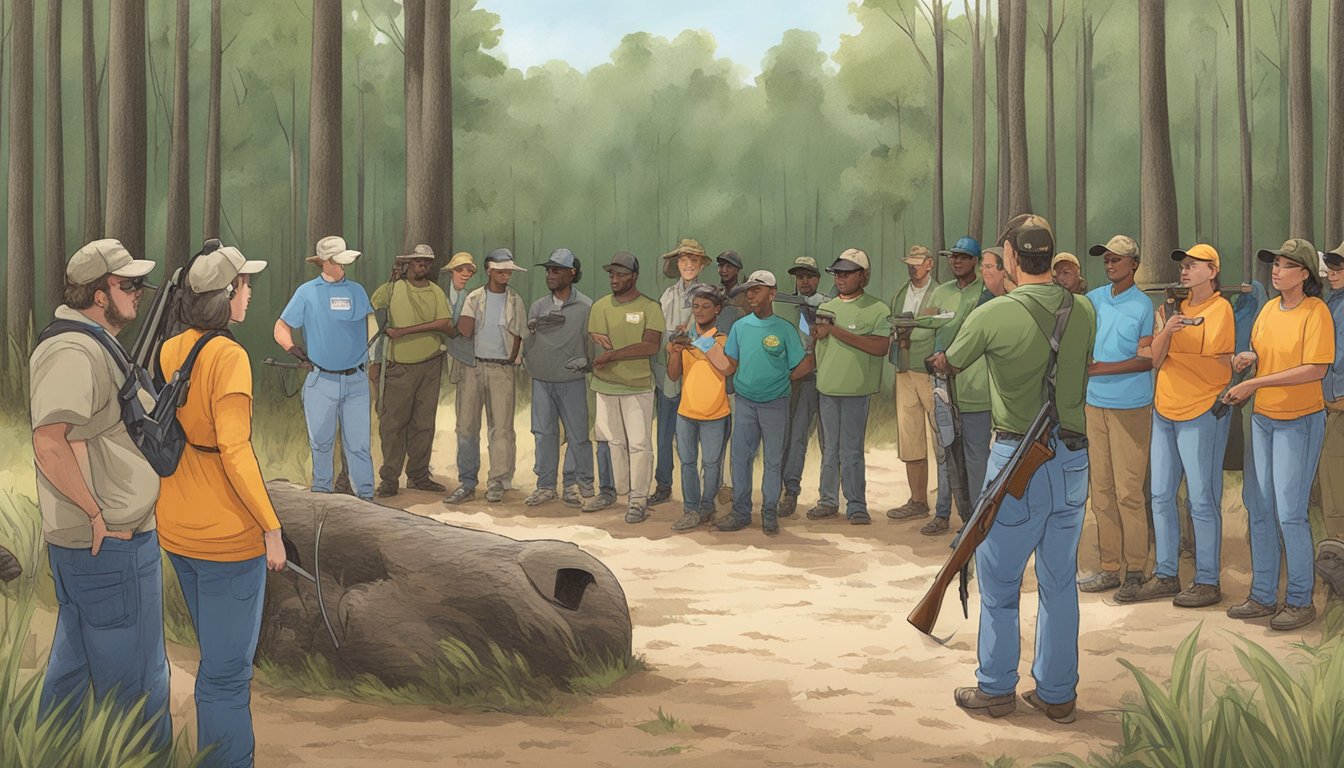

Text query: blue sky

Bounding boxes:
[482,0,864,76]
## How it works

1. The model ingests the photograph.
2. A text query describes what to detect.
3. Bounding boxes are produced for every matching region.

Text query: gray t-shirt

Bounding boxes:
[523,289,593,383]
[475,291,509,360]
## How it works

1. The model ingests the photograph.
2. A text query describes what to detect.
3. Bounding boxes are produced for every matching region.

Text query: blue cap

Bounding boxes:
[537,248,579,270]
[940,236,981,259]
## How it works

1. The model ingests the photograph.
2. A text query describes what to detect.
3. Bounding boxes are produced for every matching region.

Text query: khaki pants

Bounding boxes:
[895,370,939,463]
[1085,404,1153,575]
[455,360,517,490]
[594,391,655,506]
[378,355,443,485]
[1313,403,1344,542]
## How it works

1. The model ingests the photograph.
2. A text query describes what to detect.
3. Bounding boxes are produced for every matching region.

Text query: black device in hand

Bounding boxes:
[814,310,836,325]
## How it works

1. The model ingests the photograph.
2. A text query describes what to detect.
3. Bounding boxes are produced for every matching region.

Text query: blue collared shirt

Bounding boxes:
[1325,290,1344,402]
[1085,283,1155,409]
[280,276,374,371]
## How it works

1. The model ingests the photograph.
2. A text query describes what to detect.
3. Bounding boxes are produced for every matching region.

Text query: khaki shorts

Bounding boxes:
[895,370,936,462]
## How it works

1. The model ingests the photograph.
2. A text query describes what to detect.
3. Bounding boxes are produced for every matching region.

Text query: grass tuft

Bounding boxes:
[635,705,691,735]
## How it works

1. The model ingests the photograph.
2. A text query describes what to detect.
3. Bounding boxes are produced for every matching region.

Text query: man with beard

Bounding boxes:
[780,256,827,517]
[31,239,171,748]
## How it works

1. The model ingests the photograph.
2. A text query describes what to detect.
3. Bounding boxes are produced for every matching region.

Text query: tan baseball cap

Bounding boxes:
[397,243,435,261]
[66,239,156,285]
[188,246,267,294]
[1171,243,1221,270]
[1088,234,1139,259]
[311,235,360,265]
[829,248,871,273]
[787,256,820,276]
[997,213,1055,257]
[1325,241,1344,269]
[903,245,931,265]
[738,269,778,289]
[447,252,476,272]
[1051,252,1080,270]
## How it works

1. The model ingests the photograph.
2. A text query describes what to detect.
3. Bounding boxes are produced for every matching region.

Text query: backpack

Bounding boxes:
[35,321,228,477]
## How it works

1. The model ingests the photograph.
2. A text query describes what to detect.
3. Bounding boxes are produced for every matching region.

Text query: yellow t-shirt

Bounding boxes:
[1251,296,1335,420]
[157,330,282,561]
[1154,293,1235,421]
[677,333,730,421]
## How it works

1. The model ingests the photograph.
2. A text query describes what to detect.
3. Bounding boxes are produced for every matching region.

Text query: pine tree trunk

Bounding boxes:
[1287,0,1313,238]
[402,0,425,252]
[930,0,945,254]
[994,0,1009,233]
[1074,22,1087,257]
[421,0,451,270]
[7,0,35,362]
[105,0,147,258]
[1194,75,1203,241]
[43,0,65,318]
[306,0,343,251]
[81,0,101,243]
[165,0,189,272]
[1137,0,1179,285]
[203,0,220,240]
[1043,0,1056,229]
[1328,0,1344,249]
[1210,42,1220,250]
[1236,0,1254,281]
[1006,0,1031,218]
[356,61,365,252]
[967,0,985,243]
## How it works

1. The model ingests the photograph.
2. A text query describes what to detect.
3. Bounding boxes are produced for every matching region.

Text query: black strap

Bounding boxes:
[37,320,134,375]
[1006,288,1075,426]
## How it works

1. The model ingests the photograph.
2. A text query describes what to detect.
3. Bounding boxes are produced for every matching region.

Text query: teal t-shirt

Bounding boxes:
[724,313,805,403]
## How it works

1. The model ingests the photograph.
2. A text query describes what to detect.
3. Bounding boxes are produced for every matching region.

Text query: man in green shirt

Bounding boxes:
[886,245,943,522]
[930,213,1096,725]
[806,248,891,525]
[369,245,455,497]
[588,252,666,523]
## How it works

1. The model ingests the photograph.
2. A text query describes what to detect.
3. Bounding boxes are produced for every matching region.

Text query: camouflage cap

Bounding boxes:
[997,213,1055,258]
[787,256,821,276]
[903,245,932,265]
[396,243,435,261]
[1257,238,1320,277]
[1088,234,1139,260]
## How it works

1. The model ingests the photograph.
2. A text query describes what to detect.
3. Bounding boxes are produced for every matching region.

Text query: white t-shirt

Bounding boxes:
[902,280,930,315]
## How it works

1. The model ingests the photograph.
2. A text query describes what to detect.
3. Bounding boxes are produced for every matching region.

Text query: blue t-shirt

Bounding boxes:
[279,276,375,371]
[1326,291,1344,402]
[1085,283,1155,409]
[724,313,805,403]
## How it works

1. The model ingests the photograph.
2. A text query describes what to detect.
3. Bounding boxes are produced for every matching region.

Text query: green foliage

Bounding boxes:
[635,706,691,735]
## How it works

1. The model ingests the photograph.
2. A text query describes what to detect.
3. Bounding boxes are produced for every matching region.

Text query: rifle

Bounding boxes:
[890,311,954,371]
[1141,282,1254,322]
[772,292,826,328]
[1211,361,1255,419]
[929,366,974,525]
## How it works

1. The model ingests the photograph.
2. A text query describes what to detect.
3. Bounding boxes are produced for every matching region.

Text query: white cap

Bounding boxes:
[312,235,361,265]
[188,245,267,293]
[738,269,778,289]
[66,239,156,284]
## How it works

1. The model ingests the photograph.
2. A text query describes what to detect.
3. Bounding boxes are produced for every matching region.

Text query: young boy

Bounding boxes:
[667,285,732,531]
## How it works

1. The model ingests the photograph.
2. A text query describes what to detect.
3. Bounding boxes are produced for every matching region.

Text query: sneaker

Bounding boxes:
[1023,690,1076,724]
[886,500,931,520]
[1114,572,1144,601]
[714,516,750,532]
[582,490,616,513]
[649,485,673,506]
[1173,583,1221,608]
[563,487,584,508]
[1226,598,1277,620]
[408,477,447,493]
[1270,604,1317,631]
[1113,575,1181,604]
[806,505,839,520]
[953,686,1016,718]
[920,516,950,536]
[375,481,399,498]
[525,488,558,507]
[1316,539,1344,596]
[671,511,703,532]
[485,485,505,503]
[848,512,872,526]
[763,517,780,535]
[625,504,648,524]
[443,486,475,505]
[1078,571,1122,593]
[779,492,798,518]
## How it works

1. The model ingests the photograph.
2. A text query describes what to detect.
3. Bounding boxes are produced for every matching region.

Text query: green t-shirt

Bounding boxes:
[945,283,1096,435]
[815,292,891,397]
[587,292,665,395]
[371,280,452,363]
[725,313,806,403]
[888,279,941,371]
[954,289,994,413]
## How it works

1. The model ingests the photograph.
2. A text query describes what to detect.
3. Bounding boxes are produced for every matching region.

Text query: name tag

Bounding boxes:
[847,324,857,330]
[330,297,352,311]
[625,312,643,324]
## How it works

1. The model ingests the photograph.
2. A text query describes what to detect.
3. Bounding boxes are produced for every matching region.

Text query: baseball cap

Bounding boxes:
[603,251,640,274]
[66,239,156,285]
[716,250,743,270]
[396,244,435,261]
[1325,241,1344,269]
[903,245,932,265]
[447,252,477,272]
[828,248,871,273]
[997,213,1054,257]
[1089,234,1140,259]
[537,248,579,271]
[738,270,778,290]
[1170,243,1221,270]
[940,236,981,259]
[483,247,527,272]
[1257,238,1320,276]
[787,256,821,277]
[312,235,360,265]
[686,283,726,306]
[1051,252,1081,270]
[188,245,267,294]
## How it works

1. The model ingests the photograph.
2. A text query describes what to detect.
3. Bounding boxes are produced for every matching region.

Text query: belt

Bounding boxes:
[475,357,514,365]
[993,429,1088,451]
[315,363,366,375]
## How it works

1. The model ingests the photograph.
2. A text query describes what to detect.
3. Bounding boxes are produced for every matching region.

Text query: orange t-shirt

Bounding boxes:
[157,329,281,561]
[1251,296,1335,420]
[677,332,731,421]
[1154,293,1235,421]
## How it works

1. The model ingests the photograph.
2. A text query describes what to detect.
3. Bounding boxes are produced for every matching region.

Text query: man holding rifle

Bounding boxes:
[927,213,1096,725]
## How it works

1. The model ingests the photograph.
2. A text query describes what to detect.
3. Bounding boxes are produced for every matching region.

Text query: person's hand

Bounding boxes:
[1162,313,1190,334]
[593,350,615,369]
[920,307,941,317]
[1223,379,1258,406]
[814,321,832,340]
[386,327,407,340]
[591,333,613,350]
[89,512,132,557]
[367,363,381,384]
[264,529,287,572]
[1087,362,1102,376]
[928,352,951,376]
[1232,351,1258,373]
[287,345,313,371]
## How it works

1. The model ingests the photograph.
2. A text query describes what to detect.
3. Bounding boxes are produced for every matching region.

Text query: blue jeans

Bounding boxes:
[782,377,819,495]
[943,410,993,521]
[303,369,375,499]
[1151,409,1230,585]
[1248,411,1327,607]
[975,433,1088,705]
[729,396,789,523]
[41,531,172,750]
[818,394,871,517]
[583,441,615,493]
[532,380,594,494]
[676,415,729,515]
[168,553,267,768]
[655,387,680,489]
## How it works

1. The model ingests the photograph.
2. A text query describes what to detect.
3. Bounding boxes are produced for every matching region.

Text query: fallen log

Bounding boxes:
[256,482,632,689]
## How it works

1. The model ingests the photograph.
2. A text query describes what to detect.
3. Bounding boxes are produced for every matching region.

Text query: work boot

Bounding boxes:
[671,511,703,532]
[375,481,399,498]
[562,487,584,508]
[806,505,839,520]
[525,488,558,507]
[1226,598,1277,620]
[334,472,354,496]
[649,485,673,506]
[1114,572,1145,601]
[920,516,950,536]
[779,492,798,518]
[1270,604,1317,631]
[1113,575,1180,604]
[762,511,780,536]
[886,499,930,520]
[1173,583,1221,608]
[582,490,617,513]
[408,477,446,493]
[1077,571,1121,593]
[714,516,750,532]
[848,511,872,526]
[625,503,649,524]
[485,485,505,503]
[953,686,1016,718]
[1315,539,1344,596]
[1023,690,1076,724]
[443,486,475,505]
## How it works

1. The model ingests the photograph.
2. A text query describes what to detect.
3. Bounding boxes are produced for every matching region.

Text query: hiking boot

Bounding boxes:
[671,511,703,532]
[714,516,750,532]
[485,485,505,503]
[848,512,872,526]
[1023,690,1076,724]
[525,488,558,507]
[563,487,584,508]
[1270,604,1317,631]
[1113,575,1181,604]
[1173,583,1221,608]
[375,481,399,498]
[806,505,839,520]
[649,485,673,506]
[953,686,1016,718]
[582,490,616,513]
[1078,571,1122,593]
[334,472,354,496]
[779,492,798,518]
[625,503,648,524]
[886,499,931,520]
[920,516,950,536]
[408,477,446,492]
[1114,572,1145,601]
[1226,598,1277,620]
[763,517,780,536]
[443,486,475,505]
[1316,539,1344,596]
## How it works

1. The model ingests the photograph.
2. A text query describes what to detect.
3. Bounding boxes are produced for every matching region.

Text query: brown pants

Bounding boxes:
[455,360,518,489]
[1313,404,1344,542]
[895,370,940,463]
[1085,404,1153,575]
[378,355,444,485]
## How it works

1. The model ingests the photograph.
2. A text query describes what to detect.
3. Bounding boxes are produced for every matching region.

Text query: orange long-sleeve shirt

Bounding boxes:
[156,329,281,561]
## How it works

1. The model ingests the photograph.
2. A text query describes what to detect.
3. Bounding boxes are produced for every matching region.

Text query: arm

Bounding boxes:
[594,329,661,368]
[1088,336,1155,376]
[667,342,687,381]
[458,315,476,339]
[32,424,130,555]
[827,325,891,357]
[1225,363,1328,405]
[386,317,455,339]
[1149,312,1187,370]
[790,353,816,381]
[213,393,286,570]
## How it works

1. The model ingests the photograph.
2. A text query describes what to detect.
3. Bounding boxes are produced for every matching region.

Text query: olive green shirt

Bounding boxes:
[371,280,452,364]
[888,278,942,371]
[587,292,665,395]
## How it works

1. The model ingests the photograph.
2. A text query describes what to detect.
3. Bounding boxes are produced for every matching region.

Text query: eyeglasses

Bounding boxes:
[116,278,148,293]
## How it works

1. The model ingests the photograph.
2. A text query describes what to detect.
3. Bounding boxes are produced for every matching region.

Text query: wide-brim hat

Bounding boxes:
[396,243,435,262]
[663,239,710,277]
[311,235,360,265]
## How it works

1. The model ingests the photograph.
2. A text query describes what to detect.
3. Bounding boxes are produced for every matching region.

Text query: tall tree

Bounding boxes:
[965,0,985,242]
[1193,71,1203,240]
[44,0,65,317]
[422,0,453,267]
[402,0,424,252]
[7,0,33,360]
[1040,0,1066,229]
[995,0,1009,231]
[165,0,189,273]
[1137,0,1179,285]
[203,0,220,239]
[1286,0,1312,238]
[1235,0,1253,280]
[1006,0,1031,218]
[306,0,343,250]
[1075,6,1099,257]
[105,0,147,258]
[81,0,101,242]
[1328,0,1344,248]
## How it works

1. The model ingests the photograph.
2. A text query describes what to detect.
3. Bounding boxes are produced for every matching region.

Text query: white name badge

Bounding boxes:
[625,312,643,324]
[330,297,352,311]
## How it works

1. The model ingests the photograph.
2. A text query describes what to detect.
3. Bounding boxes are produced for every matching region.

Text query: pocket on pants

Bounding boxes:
[1064,464,1090,508]
[229,564,263,602]
[72,566,135,629]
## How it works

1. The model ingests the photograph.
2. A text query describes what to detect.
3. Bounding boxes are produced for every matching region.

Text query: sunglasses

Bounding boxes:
[115,278,148,293]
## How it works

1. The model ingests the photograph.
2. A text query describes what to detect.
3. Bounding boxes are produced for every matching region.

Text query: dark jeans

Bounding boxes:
[818,394,872,517]
[676,415,729,514]
[731,396,789,523]
[937,410,993,521]
[570,440,615,493]
[533,379,594,493]
[782,376,819,496]
[655,387,680,489]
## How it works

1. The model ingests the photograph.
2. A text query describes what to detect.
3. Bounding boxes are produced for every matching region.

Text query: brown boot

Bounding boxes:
[953,686,1016,717]
[1024,689,1076,724]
